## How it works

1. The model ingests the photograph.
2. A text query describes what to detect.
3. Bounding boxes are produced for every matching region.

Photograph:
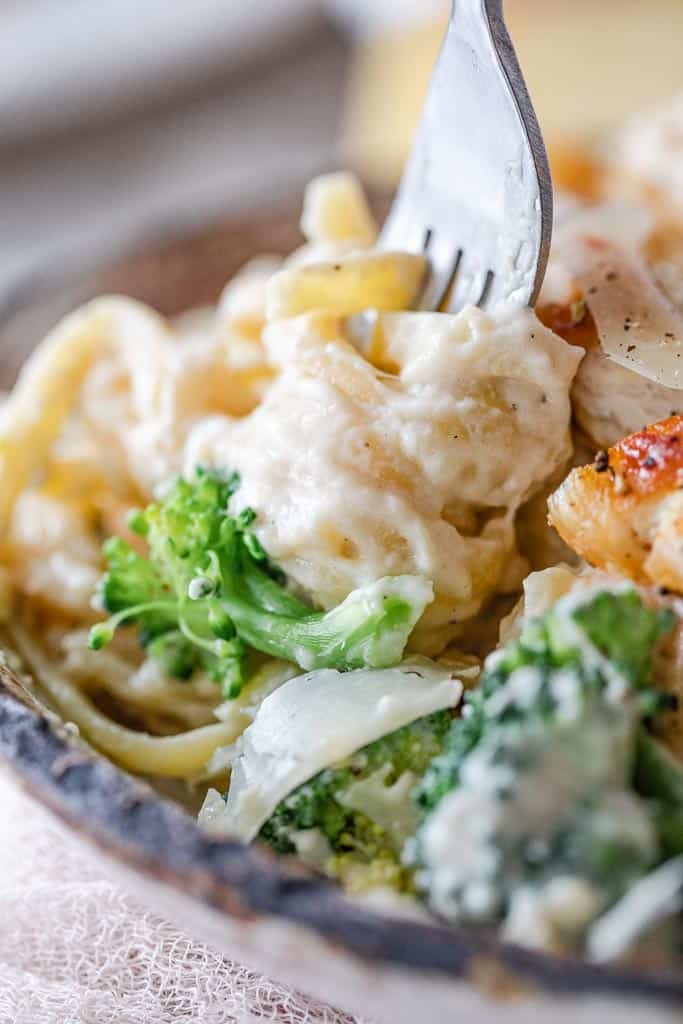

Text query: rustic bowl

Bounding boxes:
[0,203,681,1023]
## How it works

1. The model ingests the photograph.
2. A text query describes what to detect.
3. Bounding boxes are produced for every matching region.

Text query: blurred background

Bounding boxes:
[3,0,683,308]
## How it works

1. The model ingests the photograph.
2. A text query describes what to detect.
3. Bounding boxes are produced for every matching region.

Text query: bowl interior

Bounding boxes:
[0,202,682,1019]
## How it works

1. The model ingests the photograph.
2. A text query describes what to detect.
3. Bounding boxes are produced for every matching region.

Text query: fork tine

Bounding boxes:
[476,269,496,308]
[378,0,551,315]
[445,259,494,315]
[418,243,462,312]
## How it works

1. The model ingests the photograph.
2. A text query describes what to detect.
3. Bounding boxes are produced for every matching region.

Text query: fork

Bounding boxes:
[380,0,552,314]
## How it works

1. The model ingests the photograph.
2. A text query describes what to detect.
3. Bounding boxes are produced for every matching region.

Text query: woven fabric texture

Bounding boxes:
[0,768,369,1024]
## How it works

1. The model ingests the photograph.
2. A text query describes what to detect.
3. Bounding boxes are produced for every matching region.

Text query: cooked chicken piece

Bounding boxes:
[538,230,683,451]
[548,415,683,591]
[572,345,683,451]
[539,302,683,450]
[537,181,683,449]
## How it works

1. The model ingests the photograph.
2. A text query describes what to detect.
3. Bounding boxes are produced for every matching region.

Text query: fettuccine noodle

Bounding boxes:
[12,625,240,777]
[0,171,591,783]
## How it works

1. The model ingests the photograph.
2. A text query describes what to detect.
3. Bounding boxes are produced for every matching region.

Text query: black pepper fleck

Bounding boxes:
[594,450,610,473]
[644,456,656,469]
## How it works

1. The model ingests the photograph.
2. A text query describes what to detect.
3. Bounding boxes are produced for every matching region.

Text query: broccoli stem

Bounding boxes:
[219,575,427,671]
[239,556,310,617]
[88,469,432,690]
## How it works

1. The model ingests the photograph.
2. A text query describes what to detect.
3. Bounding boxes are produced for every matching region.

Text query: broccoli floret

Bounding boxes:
[92,537,178,643]
[88,468,432,696]
[635,730,683,858]
[414,709,658,932]
[260,709,452,890]
[572,588,675,689]
[416,588,673,812]
[146,631,198,680]
[410,587,676,945]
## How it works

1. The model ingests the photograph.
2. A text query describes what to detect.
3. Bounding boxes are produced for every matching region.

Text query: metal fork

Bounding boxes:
[381,0,552,313]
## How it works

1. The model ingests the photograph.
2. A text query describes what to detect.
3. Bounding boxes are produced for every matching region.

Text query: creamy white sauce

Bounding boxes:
[417,707,656,946]
[184,304,582,652]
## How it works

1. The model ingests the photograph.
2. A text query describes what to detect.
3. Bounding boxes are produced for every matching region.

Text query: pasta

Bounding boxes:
[186,304,581,653]
[0,172,588,780]
[299,171,378,247]
[11,626,237,778]
[266,251,426,320]
[1,121,683,969]
[2,135,683,966]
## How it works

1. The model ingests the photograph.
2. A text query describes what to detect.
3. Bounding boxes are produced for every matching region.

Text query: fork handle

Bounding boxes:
[382,0,553,311]
[444,0,553,307]
[481,0,550,191]
[452,0,552,277]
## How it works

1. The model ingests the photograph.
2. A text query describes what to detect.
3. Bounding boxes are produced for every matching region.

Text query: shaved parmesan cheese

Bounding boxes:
[197,787,230,833]
[562,236,683,388]
[221,659,463,841]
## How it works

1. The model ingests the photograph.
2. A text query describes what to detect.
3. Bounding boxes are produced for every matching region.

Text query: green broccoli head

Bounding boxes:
[571,588,675,689]
[410,586,677,946]
[413,708,658,932]
[88,468,433,696]
[259,709,453,890]
[416,587,673,812]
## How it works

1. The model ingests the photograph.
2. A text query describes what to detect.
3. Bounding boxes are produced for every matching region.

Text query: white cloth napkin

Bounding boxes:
[0,767,369,1024]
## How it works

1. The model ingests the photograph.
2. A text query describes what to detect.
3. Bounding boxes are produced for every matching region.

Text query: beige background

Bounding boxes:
[0,14,347,314]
